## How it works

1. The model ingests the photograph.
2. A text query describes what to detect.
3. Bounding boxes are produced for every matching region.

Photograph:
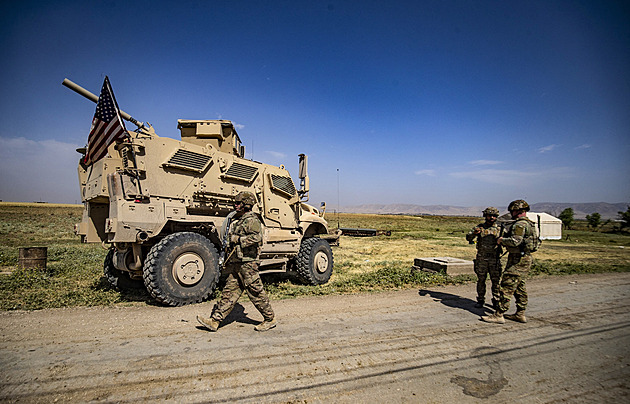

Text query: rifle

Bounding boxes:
[218,212,235,268]
[497,221,507,260]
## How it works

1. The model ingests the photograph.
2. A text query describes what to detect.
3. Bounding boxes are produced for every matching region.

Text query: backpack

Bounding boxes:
[513,217,541,253]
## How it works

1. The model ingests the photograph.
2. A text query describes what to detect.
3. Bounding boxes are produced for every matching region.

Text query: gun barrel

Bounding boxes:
[62,78,143,127]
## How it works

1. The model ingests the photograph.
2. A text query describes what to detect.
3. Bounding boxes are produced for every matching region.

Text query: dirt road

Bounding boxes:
[1,272,629,403]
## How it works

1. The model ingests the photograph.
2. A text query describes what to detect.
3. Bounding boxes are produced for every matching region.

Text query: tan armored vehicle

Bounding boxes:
[63,78,338,306]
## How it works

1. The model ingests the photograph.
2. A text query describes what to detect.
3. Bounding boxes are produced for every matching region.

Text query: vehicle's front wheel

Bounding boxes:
[296,237,334,285]
[143,232,220,306]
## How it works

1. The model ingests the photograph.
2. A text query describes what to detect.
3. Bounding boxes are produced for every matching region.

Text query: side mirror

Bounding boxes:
[298,154,307,179]
[319,201,326,217]
[298,154,309,201]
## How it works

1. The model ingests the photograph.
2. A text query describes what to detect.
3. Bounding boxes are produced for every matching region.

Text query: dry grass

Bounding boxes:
[334,237,472,274]
[326,212,630,283]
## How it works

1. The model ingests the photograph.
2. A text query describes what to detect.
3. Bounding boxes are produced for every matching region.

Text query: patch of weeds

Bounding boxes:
[531,260,630,276]
[0,247,18,266]
[1,267,52,290]
[335,262,452,291]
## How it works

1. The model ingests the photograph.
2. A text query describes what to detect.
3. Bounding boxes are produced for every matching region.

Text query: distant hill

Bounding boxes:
[528,202,629,220]
[341,202,629,220]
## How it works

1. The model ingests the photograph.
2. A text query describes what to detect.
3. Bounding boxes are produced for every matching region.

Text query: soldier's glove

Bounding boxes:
[230,234,240,245]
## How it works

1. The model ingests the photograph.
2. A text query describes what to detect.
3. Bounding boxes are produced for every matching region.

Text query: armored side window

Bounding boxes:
[162,149,212,172]
[269,174,296,197]
[223,162,258,183]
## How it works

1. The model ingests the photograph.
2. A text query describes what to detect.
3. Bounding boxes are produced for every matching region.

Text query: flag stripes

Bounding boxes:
[84,76,128,165]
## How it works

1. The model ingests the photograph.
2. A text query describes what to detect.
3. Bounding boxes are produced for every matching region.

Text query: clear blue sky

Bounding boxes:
[1,0,628,208]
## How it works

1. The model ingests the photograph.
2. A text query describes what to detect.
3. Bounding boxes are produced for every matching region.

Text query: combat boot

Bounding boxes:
[254,318,277,332]
[474,300,485,308]
[196,315,220,331]
[481,312,505,324]
[505,310,527,323]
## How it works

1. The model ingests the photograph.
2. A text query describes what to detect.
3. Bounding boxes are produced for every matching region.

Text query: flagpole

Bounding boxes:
[104,76,146,200]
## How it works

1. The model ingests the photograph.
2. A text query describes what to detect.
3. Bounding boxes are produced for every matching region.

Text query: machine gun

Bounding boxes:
[62,78,146,130]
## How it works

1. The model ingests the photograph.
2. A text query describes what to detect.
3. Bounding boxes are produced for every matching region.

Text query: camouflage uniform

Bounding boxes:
[496,217,537,314]
[466,221,502,306]
[210,210,274,323]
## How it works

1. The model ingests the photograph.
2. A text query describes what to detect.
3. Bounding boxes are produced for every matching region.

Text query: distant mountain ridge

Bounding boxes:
[340,202,629,220]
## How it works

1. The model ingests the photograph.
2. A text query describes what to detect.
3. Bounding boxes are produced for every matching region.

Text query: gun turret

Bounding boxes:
[62,78,145,129]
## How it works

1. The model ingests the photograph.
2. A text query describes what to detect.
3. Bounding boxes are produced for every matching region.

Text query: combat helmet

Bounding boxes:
[235,191,257,207]
[482,207,499,216]
[508,199,530,212]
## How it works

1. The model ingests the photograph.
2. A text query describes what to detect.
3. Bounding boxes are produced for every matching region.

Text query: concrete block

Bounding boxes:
[413,257,474,276]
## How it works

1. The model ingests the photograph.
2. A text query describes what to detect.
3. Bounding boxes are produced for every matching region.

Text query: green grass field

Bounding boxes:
[1,202,629,310]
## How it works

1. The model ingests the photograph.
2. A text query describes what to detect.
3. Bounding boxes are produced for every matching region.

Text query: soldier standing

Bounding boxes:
[466,207,502,309]
[197,191,277,332]
[482,199,537,324]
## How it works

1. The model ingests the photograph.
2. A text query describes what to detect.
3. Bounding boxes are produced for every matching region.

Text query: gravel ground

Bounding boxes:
[1,272,629,403]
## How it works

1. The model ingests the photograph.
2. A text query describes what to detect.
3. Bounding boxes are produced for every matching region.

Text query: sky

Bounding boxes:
[1,0,629,209]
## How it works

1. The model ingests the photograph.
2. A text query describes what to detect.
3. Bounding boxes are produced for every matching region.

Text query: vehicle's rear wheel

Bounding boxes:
[103,248,144,290]
[143,232,220,306]
[296,237,334,285]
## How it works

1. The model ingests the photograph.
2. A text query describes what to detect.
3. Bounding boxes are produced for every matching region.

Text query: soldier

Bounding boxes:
[197,191,277,332]
[482,199,537,324]
[466,207,502,309]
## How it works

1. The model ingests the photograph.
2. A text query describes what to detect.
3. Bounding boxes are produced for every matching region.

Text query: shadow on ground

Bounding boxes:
[418,289,491,316]
[195,303,259,332]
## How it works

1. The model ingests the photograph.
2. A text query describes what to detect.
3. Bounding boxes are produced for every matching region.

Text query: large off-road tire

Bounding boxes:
[143,232,220,306]
[296,237,334,285]
[103,248,144,290]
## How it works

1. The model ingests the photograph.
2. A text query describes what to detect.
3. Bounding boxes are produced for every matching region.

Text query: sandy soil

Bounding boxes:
[1,272,629,403]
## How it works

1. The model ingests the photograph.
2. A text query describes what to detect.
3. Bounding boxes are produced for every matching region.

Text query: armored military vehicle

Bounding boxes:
[63,78,338,306]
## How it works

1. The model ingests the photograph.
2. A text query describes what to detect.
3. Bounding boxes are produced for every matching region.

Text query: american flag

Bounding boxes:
[84,76,128,165]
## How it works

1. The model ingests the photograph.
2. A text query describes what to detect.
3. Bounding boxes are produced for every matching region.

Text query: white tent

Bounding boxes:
[527,212,562,240]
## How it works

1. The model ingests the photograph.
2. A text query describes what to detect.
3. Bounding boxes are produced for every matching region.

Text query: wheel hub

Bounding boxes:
[314,251,329,274]
[172,253,205,286]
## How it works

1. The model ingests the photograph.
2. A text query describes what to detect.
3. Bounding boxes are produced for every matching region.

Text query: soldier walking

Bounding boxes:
[482,199,538,324]
[197,191,277,332]
[466,207,502,309]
